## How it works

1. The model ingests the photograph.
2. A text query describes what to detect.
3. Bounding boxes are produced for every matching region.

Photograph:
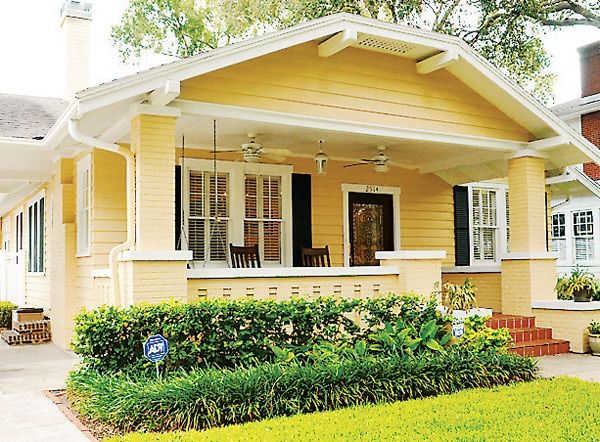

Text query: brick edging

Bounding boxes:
[43,390,98,442]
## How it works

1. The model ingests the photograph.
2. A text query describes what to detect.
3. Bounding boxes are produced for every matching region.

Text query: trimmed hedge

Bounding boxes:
[72,295,441,373]
[67,350,537,432]
[0,301,16,329]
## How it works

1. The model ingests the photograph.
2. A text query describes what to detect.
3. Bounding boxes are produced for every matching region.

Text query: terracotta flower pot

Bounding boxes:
[589,334,600,356]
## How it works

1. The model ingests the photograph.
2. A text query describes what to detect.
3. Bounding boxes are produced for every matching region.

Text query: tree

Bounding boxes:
[112,0,600,103]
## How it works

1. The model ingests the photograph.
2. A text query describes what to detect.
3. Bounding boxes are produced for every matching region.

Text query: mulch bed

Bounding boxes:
[44,389,121,441]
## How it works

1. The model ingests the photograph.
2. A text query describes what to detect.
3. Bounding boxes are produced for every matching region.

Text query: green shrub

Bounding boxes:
[457,315,512,352]
[67,349,537,433]
[0,301,16,329]
[72,294,442,373]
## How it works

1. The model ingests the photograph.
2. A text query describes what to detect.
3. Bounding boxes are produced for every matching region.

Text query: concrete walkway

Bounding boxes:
[538,353,600,382]
[0,340,87,442]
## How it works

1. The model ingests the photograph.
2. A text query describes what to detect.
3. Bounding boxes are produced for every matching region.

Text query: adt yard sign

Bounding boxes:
[144,334,169,363]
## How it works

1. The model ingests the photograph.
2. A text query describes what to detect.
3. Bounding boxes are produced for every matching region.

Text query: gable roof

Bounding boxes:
[0,93,68,139]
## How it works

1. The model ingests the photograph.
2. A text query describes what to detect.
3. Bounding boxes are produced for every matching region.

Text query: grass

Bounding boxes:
[108,377,600,442]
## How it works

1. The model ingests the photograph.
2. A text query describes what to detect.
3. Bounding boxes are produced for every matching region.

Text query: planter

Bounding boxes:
[573,289,592,303]
[589,334,600,356]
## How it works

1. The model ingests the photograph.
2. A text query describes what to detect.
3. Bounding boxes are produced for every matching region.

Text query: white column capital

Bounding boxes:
[129,103,181,120]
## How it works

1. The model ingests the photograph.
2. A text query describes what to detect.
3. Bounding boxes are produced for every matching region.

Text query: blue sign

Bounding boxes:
[144,334,169,363]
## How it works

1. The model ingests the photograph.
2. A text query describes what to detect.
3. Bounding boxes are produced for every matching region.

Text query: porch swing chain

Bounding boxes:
[178,134,191,264]
[207,119,229,267]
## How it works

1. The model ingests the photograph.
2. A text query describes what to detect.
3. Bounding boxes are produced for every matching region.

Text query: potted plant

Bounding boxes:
[588,321,600,356]
[444,279,476,316]
[563,268,596,302]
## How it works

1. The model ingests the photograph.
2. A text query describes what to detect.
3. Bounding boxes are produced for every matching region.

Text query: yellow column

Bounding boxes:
[120,105,191,305]
[501,152,556,316]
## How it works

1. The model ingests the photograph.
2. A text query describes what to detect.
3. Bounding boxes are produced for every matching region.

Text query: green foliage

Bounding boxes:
[458,315,512,352]
[107,377,600,442]
[556,267,600,300]
[443,278,477,312]
[68,349,537,433]
[589,321,600,335]
[0,301,16,329]
[72,294,441,373]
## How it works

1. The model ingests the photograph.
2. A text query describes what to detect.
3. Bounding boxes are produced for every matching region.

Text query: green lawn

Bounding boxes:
[109,377,599,442]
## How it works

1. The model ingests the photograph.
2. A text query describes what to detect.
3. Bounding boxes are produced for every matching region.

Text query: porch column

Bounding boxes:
[501,152,556,316]
[119,105,191,305]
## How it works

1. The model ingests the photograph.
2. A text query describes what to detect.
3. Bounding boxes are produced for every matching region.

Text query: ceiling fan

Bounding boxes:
[343,146,390,173]
[239,133,292,163]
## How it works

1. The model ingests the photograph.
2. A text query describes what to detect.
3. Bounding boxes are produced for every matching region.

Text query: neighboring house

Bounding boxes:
[550,42,600,276]
[1,2,600,352]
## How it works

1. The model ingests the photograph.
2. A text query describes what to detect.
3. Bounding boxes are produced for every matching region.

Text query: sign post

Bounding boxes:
[143,334,169,377]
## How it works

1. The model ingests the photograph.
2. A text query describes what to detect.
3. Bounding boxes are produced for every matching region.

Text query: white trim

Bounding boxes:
[129,103,181,120]
[376,250,446,260]
[180,158,293,267]
[416,50,459,74]
[76,154,91,257]
[442,265,500,273]
[26,190,46,274]
[149,80,181,107]
[510,149,547,159]
[187,265,400,279]
[500,251,557,260]
[532,300,600,311]
[119,250,193,261]
[318,29,358,57]
[91,268,111,278]
[342,183,401,267]
[174,100,526,152]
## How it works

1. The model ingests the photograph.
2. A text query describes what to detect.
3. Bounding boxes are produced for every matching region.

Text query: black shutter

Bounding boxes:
[292,173,312,267]
[453,186,470,266]
[175,165,182,250]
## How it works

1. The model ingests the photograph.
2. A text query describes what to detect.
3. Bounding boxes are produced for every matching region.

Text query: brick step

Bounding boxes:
[486,314,535,329]
[509,339,570,357]
[510,327,553,343]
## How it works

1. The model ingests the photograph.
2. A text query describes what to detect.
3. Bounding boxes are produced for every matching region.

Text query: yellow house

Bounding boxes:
[1,10,600,352]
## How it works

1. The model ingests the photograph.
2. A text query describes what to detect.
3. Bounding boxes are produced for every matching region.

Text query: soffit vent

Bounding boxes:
[355,35,415,56]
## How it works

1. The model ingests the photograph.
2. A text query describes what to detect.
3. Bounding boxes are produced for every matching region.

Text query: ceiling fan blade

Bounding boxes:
[343,163,369,168]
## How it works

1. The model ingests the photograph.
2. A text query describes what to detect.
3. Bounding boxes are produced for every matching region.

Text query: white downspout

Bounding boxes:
[68,119,135,306]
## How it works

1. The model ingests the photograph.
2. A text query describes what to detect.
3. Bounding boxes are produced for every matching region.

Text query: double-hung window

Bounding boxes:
[183,159,291,267]
[551,213,567,261]
[76,156,91,256]
[471,188,499,262]
[28,195,45,273]
[244,174,282,264]
[15,211,23,264]
[573,210,594,261]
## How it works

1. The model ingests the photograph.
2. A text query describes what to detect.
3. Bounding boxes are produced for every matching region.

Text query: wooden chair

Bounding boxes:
[229,243,261,268]
[301,245,331,267]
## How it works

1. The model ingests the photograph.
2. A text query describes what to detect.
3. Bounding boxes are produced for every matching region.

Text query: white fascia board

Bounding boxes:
[0,138,45,149]
[174,100,526,152]
[416,50,459,74]
[567,166,600,199]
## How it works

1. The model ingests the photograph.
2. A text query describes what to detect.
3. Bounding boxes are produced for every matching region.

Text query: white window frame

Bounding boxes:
[181,158,293,268]
[572,209,595,263]
[15,210,23,265]
[27,191,45,274]
[551,212,567,263]
[76,155,91,256]
[467,183,508,266]
[341,184,401,268]
[2,217,10,251]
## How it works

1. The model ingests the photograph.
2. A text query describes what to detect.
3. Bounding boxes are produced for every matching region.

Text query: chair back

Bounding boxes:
[229,243,261,268]
[301,245,331,267]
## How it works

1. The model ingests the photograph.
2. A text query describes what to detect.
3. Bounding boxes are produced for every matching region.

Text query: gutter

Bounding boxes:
[67,119,135,306]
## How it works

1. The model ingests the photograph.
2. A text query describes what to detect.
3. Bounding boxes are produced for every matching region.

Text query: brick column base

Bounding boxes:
[501,255,556,316]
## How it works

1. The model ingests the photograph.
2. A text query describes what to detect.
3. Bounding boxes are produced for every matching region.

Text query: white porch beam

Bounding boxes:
[528,135,568,151]
[99,114,131,143]
[419,151,505,174]
[173,100,527,152]
[416,50,459,74]
[149,79,181,107]
[318,29,358,57]
[0,170,51,182]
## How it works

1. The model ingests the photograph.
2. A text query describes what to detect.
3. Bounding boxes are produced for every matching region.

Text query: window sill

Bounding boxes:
[27,272,46,277]
[443,265,501,274]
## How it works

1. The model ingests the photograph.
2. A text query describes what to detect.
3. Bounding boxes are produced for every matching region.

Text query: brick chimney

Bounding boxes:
[60,1,92,100]
[578,42,600,179]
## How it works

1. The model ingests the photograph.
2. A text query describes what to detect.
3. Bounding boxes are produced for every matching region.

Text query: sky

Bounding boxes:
[1,0,600,104]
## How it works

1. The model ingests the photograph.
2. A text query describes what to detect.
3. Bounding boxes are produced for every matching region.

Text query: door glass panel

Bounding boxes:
[351,203,384,266]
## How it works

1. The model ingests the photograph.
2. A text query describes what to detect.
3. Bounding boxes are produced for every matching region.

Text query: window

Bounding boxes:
[244,174,282,263]
[76,156,91,255]
[471,188,498,262]
[28,196,44,273]
[182,159,292,267]
[573,210,594,261]
[551,213,567,261]
[15,212,23,264]
[187,171,229,263]
[2,217,10,251]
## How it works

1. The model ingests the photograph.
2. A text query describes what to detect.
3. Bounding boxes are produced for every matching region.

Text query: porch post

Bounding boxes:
[501,151,556,316]
[119,104,191,305]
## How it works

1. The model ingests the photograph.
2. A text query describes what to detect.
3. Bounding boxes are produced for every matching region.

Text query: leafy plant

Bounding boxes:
[67,350,537,433]
[589,321,600,335]
[556,267,597,299]
[368,318,450,356]
[0,301,16,329]
[443,279,477,312]
[458,316,512,353]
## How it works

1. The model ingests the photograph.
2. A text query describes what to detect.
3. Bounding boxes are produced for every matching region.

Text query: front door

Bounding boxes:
[348,192,394,266]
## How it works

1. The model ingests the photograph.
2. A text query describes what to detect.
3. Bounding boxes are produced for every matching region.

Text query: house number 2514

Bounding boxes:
[365,185,379,193]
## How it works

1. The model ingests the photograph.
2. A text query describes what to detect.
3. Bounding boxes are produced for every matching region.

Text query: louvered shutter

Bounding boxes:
[208,173,228,261]
[188,171,205,260]
[453,186,470,266]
